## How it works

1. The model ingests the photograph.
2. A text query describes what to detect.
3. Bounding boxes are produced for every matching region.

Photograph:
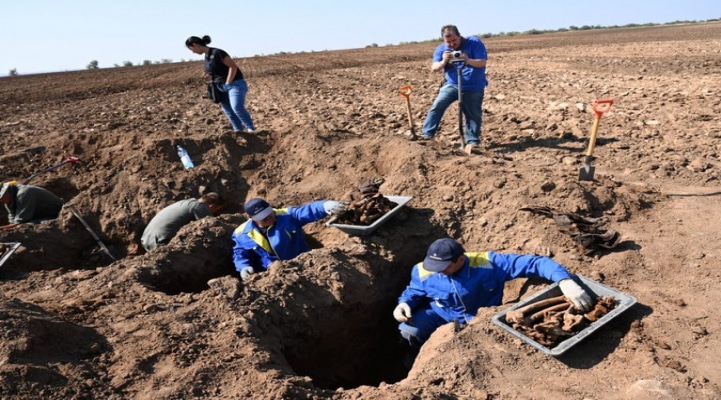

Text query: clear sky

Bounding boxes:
[2,0,719,75]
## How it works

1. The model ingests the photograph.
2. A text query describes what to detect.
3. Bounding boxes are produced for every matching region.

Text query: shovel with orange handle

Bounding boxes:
[399,85,418,140]
[579,99,614,181]
[23,156,81,184]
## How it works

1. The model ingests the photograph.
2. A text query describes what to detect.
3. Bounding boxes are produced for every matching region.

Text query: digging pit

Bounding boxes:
[123,210,435,390]
[231,247,423,389]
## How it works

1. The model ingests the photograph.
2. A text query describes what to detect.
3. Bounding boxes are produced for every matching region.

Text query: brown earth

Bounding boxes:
[1,22,721,399]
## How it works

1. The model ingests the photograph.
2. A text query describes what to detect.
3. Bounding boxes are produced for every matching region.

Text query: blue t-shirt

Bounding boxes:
[433,36,488,90]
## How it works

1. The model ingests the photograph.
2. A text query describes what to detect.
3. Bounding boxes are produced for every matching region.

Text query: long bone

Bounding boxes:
[505,295,568,325]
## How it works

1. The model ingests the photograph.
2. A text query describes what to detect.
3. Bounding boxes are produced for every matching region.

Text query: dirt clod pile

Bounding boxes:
[1,23,721,399]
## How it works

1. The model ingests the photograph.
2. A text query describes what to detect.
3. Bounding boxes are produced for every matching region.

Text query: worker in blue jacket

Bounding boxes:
[232,197,347,280]
[393,238,592,353]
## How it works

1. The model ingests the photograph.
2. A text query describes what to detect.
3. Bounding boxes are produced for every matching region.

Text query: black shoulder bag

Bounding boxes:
[207,82,226,103]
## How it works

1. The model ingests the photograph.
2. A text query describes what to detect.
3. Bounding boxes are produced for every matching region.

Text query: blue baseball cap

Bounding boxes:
[244,198,273,221]
[423,238,465,272]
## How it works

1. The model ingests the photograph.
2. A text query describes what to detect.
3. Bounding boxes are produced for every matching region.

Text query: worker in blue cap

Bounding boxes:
[394,238,591,359]
[231,197,347,280]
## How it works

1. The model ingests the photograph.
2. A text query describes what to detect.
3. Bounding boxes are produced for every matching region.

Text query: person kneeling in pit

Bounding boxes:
[393,238,591,364]
[141,192,225,251]
[232,197,347,281]
[0,181,64,230]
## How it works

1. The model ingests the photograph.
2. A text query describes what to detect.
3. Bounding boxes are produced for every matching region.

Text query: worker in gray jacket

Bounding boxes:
[0,181,64,230]
[141,192,224,251]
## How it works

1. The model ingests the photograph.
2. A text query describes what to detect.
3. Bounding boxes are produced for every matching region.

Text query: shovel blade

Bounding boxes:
[408,127,418,141]
[579,163,595,181]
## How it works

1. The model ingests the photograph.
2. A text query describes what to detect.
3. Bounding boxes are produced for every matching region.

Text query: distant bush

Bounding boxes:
[466,19,720,41]
[523,29,545,35]
[85,18,721,73]
[9,68,17,76]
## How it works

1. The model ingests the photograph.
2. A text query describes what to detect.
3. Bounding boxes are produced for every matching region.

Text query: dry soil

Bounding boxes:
[1,22,721,399]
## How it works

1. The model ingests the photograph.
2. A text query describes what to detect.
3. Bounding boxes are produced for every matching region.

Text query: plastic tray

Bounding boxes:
[492,274,637,356]
[0,242,21,268]
[326,195,412,236]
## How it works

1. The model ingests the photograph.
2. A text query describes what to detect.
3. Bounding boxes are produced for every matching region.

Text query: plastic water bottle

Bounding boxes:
[176,145,194,169]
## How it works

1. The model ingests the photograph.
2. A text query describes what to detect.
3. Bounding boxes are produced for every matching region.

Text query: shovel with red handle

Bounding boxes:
[579,99,613,181]
[23,156,81,184]
[399,85,418,140]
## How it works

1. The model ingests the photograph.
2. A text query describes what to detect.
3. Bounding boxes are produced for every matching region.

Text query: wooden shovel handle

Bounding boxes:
[586,117,601,156]
[399,85,418,139]
[585,99,614,156]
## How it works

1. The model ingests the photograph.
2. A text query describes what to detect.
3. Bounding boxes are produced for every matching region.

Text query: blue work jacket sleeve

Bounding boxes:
[287,200,328,225]
[231,221,266,272]
[488,252,572,283]
[397,264,429,310]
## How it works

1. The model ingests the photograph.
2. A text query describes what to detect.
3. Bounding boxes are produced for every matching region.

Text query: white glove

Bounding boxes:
[323,200,348,215]
[240,267,255,281]
[393,302,412,322]
[559,279,593,312]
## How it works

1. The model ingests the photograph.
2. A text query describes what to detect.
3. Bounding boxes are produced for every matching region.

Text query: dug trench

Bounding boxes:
[0,150,650,394]
[1,193,447,391]
[0,110,661,396]
[129,204,441,389]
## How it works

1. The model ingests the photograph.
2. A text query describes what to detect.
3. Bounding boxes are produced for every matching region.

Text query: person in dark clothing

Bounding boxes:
[0,181,64,230]
[141,192,224,251]
[185,35,256,133]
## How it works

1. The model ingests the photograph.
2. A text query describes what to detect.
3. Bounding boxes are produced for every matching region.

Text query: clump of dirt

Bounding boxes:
[1,23,721,399]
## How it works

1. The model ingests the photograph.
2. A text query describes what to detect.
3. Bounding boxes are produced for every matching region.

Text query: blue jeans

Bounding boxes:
[421,83,485,145]
[398,307,449,351]
[220,79,255,132]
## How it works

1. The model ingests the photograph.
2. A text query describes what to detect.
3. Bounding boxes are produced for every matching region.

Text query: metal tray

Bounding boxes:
[492,274,637,356]
[0,242,21,268]
[326,195,412,236]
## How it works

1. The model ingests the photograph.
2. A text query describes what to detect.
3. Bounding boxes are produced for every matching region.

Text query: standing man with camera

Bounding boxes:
[420,25,488,153]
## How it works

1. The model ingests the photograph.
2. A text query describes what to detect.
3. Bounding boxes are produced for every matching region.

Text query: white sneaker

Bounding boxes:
[246,129,255,133]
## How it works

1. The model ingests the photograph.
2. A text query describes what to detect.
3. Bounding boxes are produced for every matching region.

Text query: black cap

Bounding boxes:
[244,198,273,221]
[423,238,465,272]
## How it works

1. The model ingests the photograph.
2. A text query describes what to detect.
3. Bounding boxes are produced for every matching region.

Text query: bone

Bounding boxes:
[505,295,568,325]
[529,302,572,323]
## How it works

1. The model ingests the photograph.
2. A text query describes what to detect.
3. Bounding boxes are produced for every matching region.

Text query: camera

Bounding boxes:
[450,50,464,63]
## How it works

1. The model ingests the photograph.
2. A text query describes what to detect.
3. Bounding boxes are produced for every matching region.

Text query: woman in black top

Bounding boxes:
[185,35,256,133]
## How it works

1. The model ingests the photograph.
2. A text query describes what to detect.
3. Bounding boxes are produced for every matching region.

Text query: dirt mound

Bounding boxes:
[1,22,721,399]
